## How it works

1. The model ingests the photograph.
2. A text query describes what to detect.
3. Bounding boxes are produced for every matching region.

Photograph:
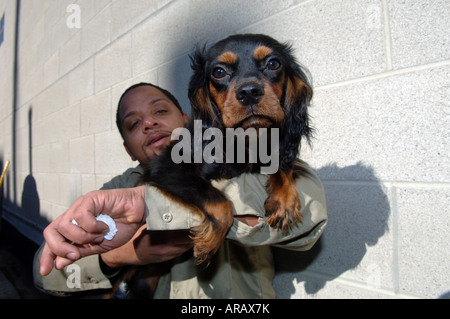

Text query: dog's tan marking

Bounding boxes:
[253,45,273,60]
[217,51,238,65]
[286,75,312,112]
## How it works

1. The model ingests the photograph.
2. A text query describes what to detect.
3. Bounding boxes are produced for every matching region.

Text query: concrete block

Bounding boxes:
[157,54,192,112]
[0,118,11,147]
[41,173,60,205]
[94,130,135,175]
[49,142,70,174]
[81,174,97,194]
[131,0,190,75]
[19,15,44,78]
[155,0,173,10]
[81,89,112,136]
[242,0,386,86]
[274,272,397,299]
[43,51,59,88]
[32,144,50,174]
[17,0,49,43]
[282,182,394,292]
[43,15,71,63]
[36,104,78,145]
[59,173,82,207]
[110,0,157,40]
[43,0,64,34]
[95,34,132,93]
[34,76,70,121]
[69,136,95,174]
[396,187,450,298]
[111,80,136,110]
[81,4,111,61]
[37,112,57,144]
[56,103,81,142]
[48,202,70,223]
[389,0,450,69]
[301,66,450,183]
[190,0,295,45]
[76,0,111,28]
[68,58,94,105]
[59,31,81,76]
[93,0,112,14]
[19,66,44,107]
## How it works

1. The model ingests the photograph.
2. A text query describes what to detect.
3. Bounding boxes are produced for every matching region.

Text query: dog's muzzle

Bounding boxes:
[236,82,265,106]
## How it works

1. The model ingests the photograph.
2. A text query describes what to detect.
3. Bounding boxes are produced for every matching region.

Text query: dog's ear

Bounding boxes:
[285,69,313,141]
[188,48,220,126]
[279,57,314,171]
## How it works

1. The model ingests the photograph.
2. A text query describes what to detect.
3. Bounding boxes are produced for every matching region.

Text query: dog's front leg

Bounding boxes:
[192,188,234,265]
[264,169,302,233]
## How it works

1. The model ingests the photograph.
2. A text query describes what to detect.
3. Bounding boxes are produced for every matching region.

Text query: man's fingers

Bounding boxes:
[39,244,56,276]
[54,256,78,270]
[64,199,109,235]
[43,226,81,259]
[55,213,106,245]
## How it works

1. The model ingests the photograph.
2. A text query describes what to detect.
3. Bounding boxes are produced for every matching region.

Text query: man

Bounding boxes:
[34,83,327,298]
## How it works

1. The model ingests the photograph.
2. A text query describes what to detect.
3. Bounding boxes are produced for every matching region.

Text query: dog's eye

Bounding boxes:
[212,67,227,79]
[266,59,281,71]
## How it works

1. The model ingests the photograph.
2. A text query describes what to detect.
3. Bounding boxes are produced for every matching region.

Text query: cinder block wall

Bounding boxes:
[0,0,448,299]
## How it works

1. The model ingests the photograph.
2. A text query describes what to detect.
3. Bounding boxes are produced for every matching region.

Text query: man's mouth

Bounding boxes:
[146,132,171,148]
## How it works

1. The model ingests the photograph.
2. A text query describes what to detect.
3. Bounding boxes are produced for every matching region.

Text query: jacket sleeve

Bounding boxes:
[145,162,327,251]
[31,170,140,295]
[33,244,113,296]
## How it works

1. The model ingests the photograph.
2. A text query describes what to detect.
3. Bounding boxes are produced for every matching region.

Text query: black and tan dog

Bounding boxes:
[143,34,313,265]
[106,34,313,298]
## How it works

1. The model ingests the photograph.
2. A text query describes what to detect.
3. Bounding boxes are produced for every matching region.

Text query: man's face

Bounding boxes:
[119,85,188,165]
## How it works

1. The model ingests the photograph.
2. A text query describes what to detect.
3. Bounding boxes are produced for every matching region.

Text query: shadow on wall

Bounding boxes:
[161,1,300,114]
[273,162,391,296]
[1,107,50,243]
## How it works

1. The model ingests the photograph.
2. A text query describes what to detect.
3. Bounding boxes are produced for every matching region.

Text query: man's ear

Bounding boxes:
[183,113,189,124]
[124,142,137,161]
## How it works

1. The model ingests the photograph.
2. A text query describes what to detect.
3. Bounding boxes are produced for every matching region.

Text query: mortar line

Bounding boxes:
[382,0,393,70]
[314,59,450,91]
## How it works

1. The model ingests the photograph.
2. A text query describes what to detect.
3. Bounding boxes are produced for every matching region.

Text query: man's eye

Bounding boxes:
[129,121,139,130]
[212,67,227,79]
[156,109,167,114]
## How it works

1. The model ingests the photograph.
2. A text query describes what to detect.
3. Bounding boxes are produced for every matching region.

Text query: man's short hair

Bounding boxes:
[116,82,183,139]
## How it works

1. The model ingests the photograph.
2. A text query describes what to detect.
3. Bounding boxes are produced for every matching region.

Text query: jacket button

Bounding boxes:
[162,212,173,223]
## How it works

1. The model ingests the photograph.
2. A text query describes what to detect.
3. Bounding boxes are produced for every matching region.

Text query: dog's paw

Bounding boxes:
[264,171,302,233]
[191,200,234,265]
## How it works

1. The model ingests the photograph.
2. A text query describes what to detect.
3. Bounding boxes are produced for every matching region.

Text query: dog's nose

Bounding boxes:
[236,83,264,106]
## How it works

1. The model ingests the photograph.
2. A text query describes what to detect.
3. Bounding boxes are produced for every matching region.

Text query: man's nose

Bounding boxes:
[142,116,159,131]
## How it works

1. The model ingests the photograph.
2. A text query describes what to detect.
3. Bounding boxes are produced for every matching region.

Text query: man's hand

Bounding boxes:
[40,186,147,276]
[100,227,193,268]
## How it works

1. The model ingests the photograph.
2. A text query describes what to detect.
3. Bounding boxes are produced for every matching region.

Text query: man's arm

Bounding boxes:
[145,162,327,251]
[39,163,326,277]
[39,187,146,276]
[99,227,192,268]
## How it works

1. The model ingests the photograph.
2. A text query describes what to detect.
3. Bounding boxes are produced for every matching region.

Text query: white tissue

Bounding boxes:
[95,214,118,240]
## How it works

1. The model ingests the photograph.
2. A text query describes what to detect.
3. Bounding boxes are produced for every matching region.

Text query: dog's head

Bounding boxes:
[188,34,313,143]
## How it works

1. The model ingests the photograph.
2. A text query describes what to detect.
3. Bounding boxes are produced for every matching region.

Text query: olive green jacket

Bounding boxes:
[33,163,327,298]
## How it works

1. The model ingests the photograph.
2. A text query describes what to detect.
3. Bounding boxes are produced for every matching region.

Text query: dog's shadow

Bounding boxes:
[273,162,391,297]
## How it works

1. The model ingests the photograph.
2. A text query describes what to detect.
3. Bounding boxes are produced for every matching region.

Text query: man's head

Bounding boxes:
[116,83,189,165]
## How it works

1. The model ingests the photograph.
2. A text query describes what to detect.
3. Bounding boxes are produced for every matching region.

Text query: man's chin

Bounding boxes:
[143,145,168,161]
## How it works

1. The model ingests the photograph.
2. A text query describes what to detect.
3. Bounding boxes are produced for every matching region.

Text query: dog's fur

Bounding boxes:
[144,34,313,264]
[107,34,313,298]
